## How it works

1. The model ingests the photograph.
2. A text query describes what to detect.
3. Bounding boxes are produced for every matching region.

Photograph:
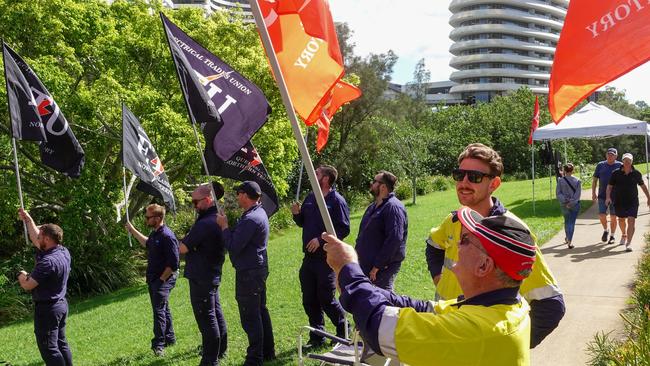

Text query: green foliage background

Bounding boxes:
[0,0,296,317]
[1,0,650,327]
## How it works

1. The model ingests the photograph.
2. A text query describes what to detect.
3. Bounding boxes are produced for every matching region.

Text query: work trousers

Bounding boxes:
[299,257,346,343]
[373,261,402,291]
[148,275,176,349]
[34,298,73,366]
[235,267,275,366]
[189,279,227,366]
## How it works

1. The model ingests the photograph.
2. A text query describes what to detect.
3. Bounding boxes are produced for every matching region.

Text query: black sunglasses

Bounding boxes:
[452,169,495,183]
[191,197,207,205]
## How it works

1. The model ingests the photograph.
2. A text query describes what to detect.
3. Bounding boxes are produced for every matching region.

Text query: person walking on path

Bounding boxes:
[217,181,275,366]
[592,147,622,244]
[180,183,228,366]
[17,208,73,366]
[323,207,537,366]
[355,170,408,291]
[556,164,581,249]
[291,165,350,346]
[125,204,180,357]
[426,143,565,348]
[606,153,650,252]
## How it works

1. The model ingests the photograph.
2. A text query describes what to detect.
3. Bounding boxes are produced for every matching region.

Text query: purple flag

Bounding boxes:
[160,13,271,161]
[202,122,278,217]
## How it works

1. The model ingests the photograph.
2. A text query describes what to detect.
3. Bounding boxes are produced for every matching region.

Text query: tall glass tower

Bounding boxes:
[448,0,569,102]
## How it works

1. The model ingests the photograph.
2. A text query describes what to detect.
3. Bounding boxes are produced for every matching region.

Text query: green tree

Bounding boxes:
[0,0,296,306]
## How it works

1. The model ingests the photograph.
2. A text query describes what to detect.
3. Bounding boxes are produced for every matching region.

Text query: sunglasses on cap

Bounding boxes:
[452,169,495,183]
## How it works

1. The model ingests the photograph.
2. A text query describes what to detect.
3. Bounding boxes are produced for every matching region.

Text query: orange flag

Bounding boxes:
[549,1,650,123]
[257,0,361,151]
[528,96,539,145]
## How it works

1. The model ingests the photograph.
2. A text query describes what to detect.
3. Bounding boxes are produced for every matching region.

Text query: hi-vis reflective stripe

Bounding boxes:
[378,306,400,360]
[522,284,563,301]
[444,257,455,271]
[426,237,443,250]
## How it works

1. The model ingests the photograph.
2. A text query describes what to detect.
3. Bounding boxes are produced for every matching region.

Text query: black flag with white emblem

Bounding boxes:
[122,104,176,212]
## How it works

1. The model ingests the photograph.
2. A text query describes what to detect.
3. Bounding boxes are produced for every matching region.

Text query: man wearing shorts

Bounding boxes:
[592,148,622,244]
[606,153,650,252]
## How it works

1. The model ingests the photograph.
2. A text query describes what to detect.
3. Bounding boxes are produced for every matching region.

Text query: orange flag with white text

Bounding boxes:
[549,0,650,123]
[257,0,361,151]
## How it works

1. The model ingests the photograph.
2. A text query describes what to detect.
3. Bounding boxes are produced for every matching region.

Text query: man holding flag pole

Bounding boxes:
[3,41,85,244]
[249,0,361,237]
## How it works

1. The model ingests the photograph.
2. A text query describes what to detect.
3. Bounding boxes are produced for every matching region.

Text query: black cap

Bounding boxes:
[234,181,261,198]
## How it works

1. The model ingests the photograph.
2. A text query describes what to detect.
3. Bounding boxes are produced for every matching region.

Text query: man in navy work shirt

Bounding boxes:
[291,165,350,346]
[355,170,408,290]
[126,203,180,356]
[592,147,623,244]
[180,183,227,366]
[17,208,73,366]
[217,181,275,366]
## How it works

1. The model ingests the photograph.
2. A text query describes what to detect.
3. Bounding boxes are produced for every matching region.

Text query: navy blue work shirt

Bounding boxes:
[30,245,71,303]
[337,263,520,355]
[146,224,180,283]
[355,193,408,275]
[223,203,269,271]
[293,190,350,259]
[182,206,226,285]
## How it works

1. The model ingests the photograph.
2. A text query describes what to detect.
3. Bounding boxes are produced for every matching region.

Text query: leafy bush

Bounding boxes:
[340,190,372,213]
[587,235,650,365]
[394,183,412,201]
[431,176,454,192]
[67,240,140,297]
[269,205,295,232]
[0,273,31,324]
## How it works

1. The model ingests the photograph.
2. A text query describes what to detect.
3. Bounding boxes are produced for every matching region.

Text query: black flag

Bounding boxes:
[122,104,176,212]
[3,42,46,141]
[2,43,84,177]
[161,13,221,127]
[202,122,279,217]
[160,14,271,161]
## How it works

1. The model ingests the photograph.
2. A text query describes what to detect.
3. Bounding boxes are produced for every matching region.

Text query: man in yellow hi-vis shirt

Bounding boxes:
[322,206,536,366]
[427,143,565,347]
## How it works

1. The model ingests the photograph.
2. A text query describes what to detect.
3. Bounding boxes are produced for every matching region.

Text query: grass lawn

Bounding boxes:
[0,176,590,365]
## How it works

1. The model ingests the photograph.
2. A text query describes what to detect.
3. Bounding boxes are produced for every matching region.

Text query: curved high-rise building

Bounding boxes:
[448,0,569,102]
[208,0,253,22]
[168,0,253,22]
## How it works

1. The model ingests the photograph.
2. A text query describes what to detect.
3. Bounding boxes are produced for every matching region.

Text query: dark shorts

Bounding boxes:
[615,204,639,218]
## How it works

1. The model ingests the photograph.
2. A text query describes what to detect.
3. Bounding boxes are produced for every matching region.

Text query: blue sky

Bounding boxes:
[328,0,650,104]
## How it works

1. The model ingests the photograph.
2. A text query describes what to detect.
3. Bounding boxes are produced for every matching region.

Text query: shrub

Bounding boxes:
[587,235,650,365]
[431,175,453,192]
[394,183,412,201]
[0,273,31,324]
[269,205,295,232]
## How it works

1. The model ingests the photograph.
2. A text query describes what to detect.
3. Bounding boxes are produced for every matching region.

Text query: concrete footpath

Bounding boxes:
[531,189,648,365]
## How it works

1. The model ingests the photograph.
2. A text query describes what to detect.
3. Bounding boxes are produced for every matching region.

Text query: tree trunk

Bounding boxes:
[411,175,417,205]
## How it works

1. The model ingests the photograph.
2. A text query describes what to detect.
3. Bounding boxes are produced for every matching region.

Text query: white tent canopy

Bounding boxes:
[533,102,650,140]
[528,101,650,212]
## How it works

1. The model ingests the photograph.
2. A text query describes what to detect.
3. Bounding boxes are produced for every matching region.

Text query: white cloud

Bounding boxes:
[328,0,650,104]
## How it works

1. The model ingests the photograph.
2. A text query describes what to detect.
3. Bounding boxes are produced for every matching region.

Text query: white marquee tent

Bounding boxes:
[530,102,650,208]
[533,102,650,140]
